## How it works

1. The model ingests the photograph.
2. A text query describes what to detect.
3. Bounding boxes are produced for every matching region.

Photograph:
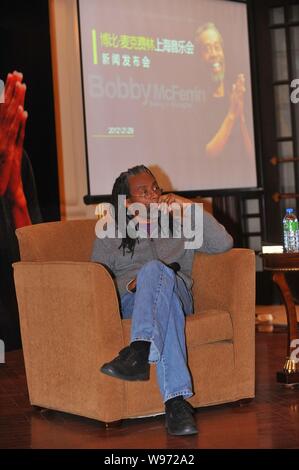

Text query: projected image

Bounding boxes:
[78,0,257,197]
[195,22,254,161]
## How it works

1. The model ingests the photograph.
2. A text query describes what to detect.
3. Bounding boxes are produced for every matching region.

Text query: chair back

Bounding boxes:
[16,219,96,262]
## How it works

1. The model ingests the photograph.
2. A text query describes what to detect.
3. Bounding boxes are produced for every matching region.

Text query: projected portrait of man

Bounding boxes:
[195,22,254,161]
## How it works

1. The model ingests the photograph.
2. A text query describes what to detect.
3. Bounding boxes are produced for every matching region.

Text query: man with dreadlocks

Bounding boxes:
[91,165,233,436]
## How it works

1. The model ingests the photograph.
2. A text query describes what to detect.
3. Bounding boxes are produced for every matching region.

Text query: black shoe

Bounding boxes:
[165,398,198,436]
[100,346,150,381]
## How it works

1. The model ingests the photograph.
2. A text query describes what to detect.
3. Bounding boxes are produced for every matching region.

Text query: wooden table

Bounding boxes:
[262,252,299,384]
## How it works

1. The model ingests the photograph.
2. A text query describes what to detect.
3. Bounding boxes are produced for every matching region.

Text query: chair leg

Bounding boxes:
[236,398,254,407]
[32,405,47,412]
[31,405,123,426]
[104,420,123,429]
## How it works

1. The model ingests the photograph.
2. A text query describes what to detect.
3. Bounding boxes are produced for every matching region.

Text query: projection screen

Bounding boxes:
[77,0,257,199]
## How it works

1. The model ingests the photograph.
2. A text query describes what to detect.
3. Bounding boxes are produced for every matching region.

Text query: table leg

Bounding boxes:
[272,272,299,384]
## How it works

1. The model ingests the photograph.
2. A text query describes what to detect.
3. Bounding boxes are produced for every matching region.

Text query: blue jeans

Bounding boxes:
[121,260,194,402]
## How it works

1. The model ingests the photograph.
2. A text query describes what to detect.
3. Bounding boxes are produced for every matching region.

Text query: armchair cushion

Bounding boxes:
[123,309,233,349]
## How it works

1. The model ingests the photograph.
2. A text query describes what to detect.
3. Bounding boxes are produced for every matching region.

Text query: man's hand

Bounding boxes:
[6,107,28,206]
[6,106,31,228]
[229,73,245,120]
[235,74,246,119]
[127,278,137,293]
[0,72,26,195]
[157,193,192,216]
[158,193,190,207]
[229,73,253,159]
[0,71,31,228]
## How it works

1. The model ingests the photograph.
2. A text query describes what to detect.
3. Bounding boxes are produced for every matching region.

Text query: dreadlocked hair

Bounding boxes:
[111,165,155,257]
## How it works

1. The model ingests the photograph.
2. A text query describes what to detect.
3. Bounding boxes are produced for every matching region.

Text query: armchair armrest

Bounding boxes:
[13,261,125,422]
[192,248,256,388]
[192,248,255,312]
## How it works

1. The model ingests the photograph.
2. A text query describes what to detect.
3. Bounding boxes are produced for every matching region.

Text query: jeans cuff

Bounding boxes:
[131,336,152,343]
[164,390,193,403]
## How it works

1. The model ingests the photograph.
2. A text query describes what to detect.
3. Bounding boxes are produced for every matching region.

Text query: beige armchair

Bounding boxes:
[13,219,255,424]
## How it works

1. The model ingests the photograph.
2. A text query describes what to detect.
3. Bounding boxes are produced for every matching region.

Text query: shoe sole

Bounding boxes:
[166,425,198,436]
[100,365,150,381]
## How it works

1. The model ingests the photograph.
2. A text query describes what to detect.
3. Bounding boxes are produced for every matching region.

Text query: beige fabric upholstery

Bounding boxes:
[13,219,255,423]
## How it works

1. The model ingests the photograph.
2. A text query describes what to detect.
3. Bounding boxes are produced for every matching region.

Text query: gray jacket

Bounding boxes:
[91,210,233,296]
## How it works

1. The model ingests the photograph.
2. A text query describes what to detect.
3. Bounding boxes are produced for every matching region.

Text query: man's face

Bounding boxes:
[198,28,225,83]
[127,172,162,210]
